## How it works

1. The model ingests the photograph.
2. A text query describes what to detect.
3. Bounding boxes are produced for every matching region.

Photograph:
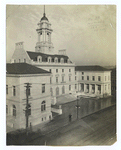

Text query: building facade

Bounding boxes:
[75,66,111,97]
[6,63,52,130]
[10,10,76,99]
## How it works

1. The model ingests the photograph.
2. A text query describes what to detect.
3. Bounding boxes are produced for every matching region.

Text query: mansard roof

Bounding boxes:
[6,63,50,74]
[26,51,69,62]
[75,65,110,71]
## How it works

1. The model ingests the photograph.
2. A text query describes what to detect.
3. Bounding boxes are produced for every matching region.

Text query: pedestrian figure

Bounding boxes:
[69,114,72,122]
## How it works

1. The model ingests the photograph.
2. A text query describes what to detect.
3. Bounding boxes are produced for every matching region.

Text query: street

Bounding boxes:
[28,105,116,146]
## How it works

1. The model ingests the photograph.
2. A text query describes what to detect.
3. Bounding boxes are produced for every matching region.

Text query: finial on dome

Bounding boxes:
[43,5,45,16]
[40,5,49,21]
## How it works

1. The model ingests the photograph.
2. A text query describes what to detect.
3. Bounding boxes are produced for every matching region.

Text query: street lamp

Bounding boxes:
[75,96,80,120]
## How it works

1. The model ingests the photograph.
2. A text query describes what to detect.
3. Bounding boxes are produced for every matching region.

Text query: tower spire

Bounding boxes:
[44,5,45,16]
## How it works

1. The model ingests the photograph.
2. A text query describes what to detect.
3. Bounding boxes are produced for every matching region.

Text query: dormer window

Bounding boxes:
[64,59,67,63]
[55,57,58,63]
[60,58,64,63]
[48,57,51,63]
[68,59,71,63]
[37,56,42,63]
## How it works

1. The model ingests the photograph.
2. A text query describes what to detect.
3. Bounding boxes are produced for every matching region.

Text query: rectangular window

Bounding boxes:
[69,85,71,91]
[75,84,77,89]
[62,69,64,72]
[75,72,76,75]
[105,76,106,81]
[69,69,71,72]
[87,76,89,80]
[98,76,101,81]
[56,69,58,73]
[13,86,16,96]
[92,76,95,81]
[42,84,45,93]
[82,76,84,80]
[105,85,107,90]
[69,76,71,81]
[75,76,77,80]
[82,72,84,75]
[56,77,58,83]
[62,76,64,82]
[6,105,8,114]
[6,85,8,94]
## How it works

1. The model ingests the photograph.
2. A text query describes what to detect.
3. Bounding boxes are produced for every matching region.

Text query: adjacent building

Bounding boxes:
[6,63,52,130]
[75,66,111,97]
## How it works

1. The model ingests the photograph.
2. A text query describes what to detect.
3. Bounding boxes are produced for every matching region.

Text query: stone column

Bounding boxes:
[101,84,104,96]
[38,33,40,42]
[50,33,51,43]
[89,84,92,94]
[42,31,44,41]
[79,83,81,91]
[78,83,80,91]
[45,30,46,42]
[95,84,97,95]
[84,84,86,93]
[40,33,41,42]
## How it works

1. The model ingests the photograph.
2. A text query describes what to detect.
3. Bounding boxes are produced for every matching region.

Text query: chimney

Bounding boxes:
[15,42,24,50]
[58,49,66,55]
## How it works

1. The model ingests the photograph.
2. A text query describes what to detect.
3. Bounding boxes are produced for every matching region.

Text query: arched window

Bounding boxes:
[56,87,59,96]
[48,57,51,63]
[41,101,46,112]
[13,105,16,117]
[52,58,54,62]
[62,86,65,94]
[60,58,64,63]
[54,57,58,63]
[37,56,42,63]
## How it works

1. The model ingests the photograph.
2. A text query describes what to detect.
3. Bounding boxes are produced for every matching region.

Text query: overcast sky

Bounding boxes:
[6,5,116,66]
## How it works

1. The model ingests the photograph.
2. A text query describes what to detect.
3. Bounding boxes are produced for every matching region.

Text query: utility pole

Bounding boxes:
[24,83,32,135]
[75,96,80,120]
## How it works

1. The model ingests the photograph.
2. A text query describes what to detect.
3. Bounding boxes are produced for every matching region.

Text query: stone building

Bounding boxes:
[6,63,52,130]
[75,66,111,97]
[10,10,76,99]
